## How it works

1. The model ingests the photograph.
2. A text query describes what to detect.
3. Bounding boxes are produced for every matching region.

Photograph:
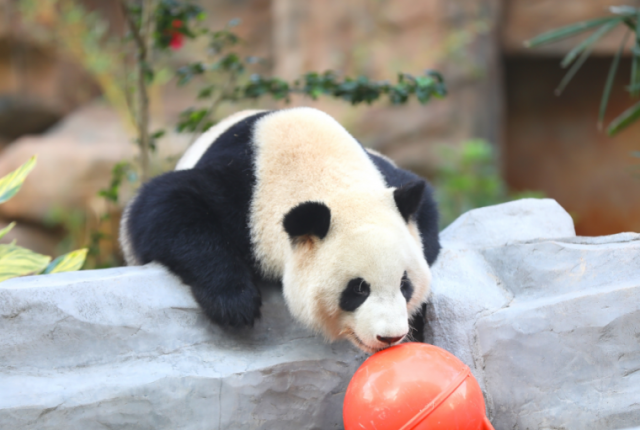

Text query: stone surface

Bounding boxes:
[0,264,365,430]
[1,198,639,429]
[429,199,640,429]
[477,233,640,430]
[440,198,575,248]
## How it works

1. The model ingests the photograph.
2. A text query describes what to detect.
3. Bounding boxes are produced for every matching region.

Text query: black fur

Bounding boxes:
[394,181,426,222]
[400,271,414,302]
[339,278,371,312]
[283,202,331,241]
[408,303,428,343]
[126,112,270,327]
[366,152,441,266]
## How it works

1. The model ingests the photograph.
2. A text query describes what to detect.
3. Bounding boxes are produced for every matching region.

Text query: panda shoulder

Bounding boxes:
[365,148,398,167]
[175,109,267,170]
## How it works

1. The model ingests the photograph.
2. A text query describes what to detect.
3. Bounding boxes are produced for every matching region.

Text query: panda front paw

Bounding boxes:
[191,282,262,328]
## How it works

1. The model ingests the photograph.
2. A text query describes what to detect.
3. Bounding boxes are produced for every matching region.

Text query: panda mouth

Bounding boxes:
[346,330,387,354]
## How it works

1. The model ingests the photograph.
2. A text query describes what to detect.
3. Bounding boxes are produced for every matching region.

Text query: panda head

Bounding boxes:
[281,180,431,354]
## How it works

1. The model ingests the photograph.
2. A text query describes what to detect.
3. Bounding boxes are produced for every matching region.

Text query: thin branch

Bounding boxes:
[119,0,153,182]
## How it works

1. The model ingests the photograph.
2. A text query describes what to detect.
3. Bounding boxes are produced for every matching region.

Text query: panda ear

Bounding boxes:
[283,202,331,242]
[393,180,425,222]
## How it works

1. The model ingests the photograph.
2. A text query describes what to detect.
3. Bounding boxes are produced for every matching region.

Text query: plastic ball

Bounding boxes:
[343,343,495,430]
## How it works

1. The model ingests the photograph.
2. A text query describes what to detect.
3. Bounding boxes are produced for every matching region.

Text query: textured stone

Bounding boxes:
[429,199,640,429]
[2,198,639,429]
[427,199,575,389]
[0,264,365,430]
[440,198,576,248]
[477,233,640,430]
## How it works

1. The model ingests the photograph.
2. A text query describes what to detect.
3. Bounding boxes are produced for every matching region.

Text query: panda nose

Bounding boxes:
[376,335,405,345]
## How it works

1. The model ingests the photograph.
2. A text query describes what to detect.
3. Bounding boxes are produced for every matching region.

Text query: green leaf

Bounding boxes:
[632,11,640,97]
[561,19,622,68]
[43,248,88,274]
[555,44,595,95]
[610,6,639,15]
[525,16,624,48]
[0,244,51,282]
[599,31,630,128]
[607,99,640,135]
[0,222,15,240]
[0,155,36,204]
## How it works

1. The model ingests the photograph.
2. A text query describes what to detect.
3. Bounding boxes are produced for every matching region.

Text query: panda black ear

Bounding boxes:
[283,202,331,241]
[394,180,425,222]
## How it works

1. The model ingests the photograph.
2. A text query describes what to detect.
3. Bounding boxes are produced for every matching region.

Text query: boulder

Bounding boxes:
[0,264,365,430]
[429,198,640,429]
[1,198,639,429]
[477,233,640,429]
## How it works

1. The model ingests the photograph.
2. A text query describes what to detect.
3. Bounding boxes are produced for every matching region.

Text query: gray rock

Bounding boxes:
[429,199,640,429]
[477,233,640,430]
[2,198,639,429]
[428,199,576,389]
[440,198,576,248]
[0,264,365,430]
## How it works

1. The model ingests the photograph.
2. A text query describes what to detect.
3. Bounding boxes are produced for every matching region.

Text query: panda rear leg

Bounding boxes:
[126,169,262,327]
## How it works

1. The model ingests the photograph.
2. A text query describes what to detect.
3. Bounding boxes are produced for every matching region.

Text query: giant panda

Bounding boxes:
[120,107,440,353]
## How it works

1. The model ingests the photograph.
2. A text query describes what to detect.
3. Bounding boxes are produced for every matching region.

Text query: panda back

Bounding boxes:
[175,109,266,170]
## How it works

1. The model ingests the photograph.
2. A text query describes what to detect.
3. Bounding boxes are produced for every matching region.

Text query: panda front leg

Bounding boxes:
[125,169,262,327]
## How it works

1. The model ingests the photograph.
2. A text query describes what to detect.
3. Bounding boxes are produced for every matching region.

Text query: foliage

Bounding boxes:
[0,157,87,282]
[525,6,640,138]
[0,155,36,204]
[435,140,544,229]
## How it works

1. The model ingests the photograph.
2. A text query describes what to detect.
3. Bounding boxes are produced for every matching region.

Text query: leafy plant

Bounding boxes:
[434,140,544,229]
[525,6,640,137]
[0,156,87,282]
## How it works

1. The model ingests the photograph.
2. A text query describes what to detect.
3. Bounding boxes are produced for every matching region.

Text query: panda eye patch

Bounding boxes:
[339,278,371,312]
[401,271,414,302]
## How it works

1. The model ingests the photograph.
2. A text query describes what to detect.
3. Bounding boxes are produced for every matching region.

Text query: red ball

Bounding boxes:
[343,343,495,430]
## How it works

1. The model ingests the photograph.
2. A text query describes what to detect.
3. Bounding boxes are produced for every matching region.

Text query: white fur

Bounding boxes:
[249,108,432,353]
[119,201,140,266]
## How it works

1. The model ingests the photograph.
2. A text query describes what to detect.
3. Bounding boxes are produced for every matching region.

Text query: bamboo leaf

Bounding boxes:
[43,248,88,274]
[561,20,622,68]
[0,222,15,240]
[599,31,630,128]
[556,44,595,96]
[525,16,624,48]
[0,156,37,204]
[632,11,640,97]
[610,6,639,15]
[0,244,51,282]
[607,99,640,136]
